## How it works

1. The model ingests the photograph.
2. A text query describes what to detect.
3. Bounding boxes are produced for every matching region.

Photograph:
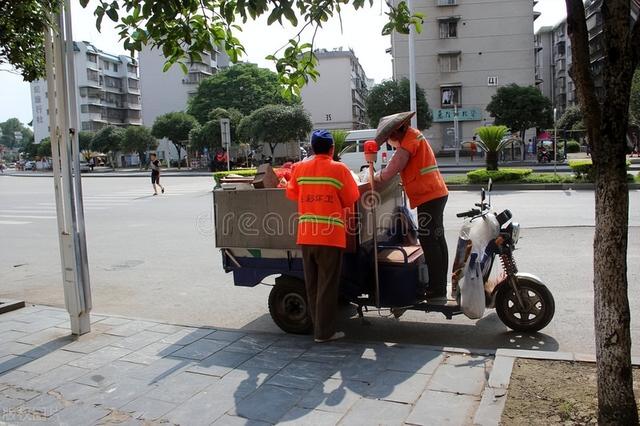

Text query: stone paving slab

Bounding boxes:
[0,306,504,425]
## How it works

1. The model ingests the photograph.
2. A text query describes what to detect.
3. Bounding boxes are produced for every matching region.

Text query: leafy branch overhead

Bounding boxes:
[72,0,422,97]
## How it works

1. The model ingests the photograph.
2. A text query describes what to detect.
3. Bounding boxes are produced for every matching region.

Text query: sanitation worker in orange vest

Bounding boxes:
[374,114,449,298]
[286,130,360,343]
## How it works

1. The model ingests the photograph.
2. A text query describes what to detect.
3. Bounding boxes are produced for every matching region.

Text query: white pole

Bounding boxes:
[553,107,558,174]
[45,2,92,334]
[454,105,459,165]
[407,0,417,128]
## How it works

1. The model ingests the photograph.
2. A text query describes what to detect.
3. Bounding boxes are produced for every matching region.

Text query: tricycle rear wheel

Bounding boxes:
[268,276,313,335]
[495,277,555,332]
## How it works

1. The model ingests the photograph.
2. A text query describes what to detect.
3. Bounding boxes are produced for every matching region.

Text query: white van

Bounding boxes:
[338,129,395,172]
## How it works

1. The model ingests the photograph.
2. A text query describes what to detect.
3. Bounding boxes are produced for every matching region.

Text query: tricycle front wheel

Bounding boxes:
[268,276,313,335]
[495,277,555,332]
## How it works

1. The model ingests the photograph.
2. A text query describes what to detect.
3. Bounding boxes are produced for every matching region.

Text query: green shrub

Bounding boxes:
[444,175,468,185]
[466,168,532,184]
[566,140,581,153]
[213,168,257,184]
[569,159,631,181]
[521,173,575,184]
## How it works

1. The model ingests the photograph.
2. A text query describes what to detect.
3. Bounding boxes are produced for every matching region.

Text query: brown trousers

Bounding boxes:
[301,245,343,340]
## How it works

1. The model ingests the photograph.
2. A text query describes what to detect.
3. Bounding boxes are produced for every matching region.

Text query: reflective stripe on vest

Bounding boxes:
[299,214,345,227]
[419,165,439,175]
[296,176,344,190]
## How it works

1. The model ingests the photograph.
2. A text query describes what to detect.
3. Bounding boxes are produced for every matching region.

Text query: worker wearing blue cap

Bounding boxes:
[286,130,360,342]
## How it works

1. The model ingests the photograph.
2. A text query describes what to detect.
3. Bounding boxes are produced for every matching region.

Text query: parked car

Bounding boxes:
[24,161,37,171]
[79,161,90,172]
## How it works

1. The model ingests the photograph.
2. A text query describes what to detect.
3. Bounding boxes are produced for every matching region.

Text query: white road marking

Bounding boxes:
[0,220,30,225]
[0,215,56,219]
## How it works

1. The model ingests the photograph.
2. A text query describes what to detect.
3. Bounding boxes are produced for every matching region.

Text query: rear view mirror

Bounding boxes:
[481,188,486,203]
[488,178,493,192]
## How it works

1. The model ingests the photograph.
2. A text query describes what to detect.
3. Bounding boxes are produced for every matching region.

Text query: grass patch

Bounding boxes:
[466,168,532,184]
[444,175,468,185]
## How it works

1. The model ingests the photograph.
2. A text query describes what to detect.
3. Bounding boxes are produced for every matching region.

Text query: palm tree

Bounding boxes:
[471,125,522,171]
[330,129,349,161]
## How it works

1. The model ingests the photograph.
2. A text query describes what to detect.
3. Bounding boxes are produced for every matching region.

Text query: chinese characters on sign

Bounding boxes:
[432,108,482,122]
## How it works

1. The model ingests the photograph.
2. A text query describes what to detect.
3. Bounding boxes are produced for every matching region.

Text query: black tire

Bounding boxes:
[495,277,555,332]
[268,276,313,335]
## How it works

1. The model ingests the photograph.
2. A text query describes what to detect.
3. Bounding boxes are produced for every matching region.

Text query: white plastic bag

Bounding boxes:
[459,252,486,319]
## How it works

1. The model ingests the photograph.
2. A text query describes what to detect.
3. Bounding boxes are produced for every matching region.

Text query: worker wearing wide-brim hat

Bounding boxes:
[373,111,449,298]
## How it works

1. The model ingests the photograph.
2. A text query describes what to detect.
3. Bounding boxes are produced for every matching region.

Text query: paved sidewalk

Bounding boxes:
[0,306,502,425]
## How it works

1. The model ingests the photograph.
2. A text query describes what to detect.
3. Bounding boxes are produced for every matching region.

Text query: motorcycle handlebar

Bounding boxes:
[456,208,481,218]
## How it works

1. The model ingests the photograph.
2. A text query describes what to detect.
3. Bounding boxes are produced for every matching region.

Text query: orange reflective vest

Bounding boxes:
[399,128,449,208]
[286,155,360,248]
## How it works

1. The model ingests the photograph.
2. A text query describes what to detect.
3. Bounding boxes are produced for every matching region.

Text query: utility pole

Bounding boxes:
[407,0,417,128]
[553,107,558,175]
[44,0,92,335]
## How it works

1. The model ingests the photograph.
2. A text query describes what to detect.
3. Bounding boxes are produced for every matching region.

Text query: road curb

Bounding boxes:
[449,183,640,191]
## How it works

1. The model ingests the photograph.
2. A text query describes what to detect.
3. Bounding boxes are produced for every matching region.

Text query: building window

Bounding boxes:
[439,20,458,38]
[439,53,460,72]
[437,0,457,5]
[34,95,41,104]
[113,64,118,72]
[127,64,137,73]
[86,53,97,63]
[87,69,99,81]
[33,86,40,93]
[441,86,461,107]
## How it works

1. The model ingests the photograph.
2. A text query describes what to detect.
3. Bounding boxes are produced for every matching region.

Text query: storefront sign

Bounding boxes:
[432,108,482,122]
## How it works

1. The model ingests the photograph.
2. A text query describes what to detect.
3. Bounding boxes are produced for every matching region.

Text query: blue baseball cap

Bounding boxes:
[311,129,334,154]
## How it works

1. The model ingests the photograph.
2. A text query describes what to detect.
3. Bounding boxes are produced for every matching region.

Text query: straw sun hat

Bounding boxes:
[374,111,416,145]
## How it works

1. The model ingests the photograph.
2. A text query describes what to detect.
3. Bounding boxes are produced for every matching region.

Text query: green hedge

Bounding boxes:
[569,159,631,182]
[212,169,257,185]
[566,140,581,153]
[466,168,533,184]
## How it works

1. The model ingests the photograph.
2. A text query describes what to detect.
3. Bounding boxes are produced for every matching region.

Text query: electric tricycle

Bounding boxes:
[213,177,555,334]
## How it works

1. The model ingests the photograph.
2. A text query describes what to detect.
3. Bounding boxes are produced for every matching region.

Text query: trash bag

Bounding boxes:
[459,252,486,319]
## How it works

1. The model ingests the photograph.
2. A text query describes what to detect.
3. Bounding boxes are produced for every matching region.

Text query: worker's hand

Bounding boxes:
[373,173,382,183]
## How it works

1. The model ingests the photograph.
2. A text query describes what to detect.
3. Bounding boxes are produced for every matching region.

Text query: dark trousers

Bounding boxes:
[301,245,343,340]
[417,195,449,292]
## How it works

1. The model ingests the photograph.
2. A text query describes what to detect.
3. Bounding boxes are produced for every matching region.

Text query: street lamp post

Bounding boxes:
[44,0,92,335]
[407,0,417,128]
[454,105,459,165]
[553,107,558,175]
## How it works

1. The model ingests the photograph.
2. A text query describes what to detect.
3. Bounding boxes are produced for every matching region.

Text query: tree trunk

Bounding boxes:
[485,151,498,171]
[593,136,637,424]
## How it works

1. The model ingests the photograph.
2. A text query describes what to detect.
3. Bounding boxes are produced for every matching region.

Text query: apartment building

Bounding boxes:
[390,0,537,152]
[300,48,371,131]
[138,46,229,162]
[30,41,141,143]
[535,0,639,114]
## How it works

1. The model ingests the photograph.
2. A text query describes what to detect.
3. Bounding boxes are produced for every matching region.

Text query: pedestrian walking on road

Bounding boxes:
[149,153,165,195]
[286,130,360,343]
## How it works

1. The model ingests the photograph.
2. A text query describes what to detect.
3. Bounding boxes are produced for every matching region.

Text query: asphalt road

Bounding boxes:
[1,175,639,355]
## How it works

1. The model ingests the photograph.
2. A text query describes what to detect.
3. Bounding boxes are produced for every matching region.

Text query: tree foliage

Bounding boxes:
[151,112,198,144]
[0,1,58,81]
[472,125,518,171]
[122,125,157,165]
[189,108,243,153]
[91,126,125,167]
[0,118,34,148]
[486,84,553,137]
[37,137,52,158]
[557,105,584,131]
[2,0,421,99]
[188,64,296,122]
[365,78,432,130]
[152,112,198,168]
[238,105,312,155]
[78,131,95,151]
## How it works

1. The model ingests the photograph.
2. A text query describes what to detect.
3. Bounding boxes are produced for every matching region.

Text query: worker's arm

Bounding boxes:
[340,166,361,207]
[285,169,299,201]
[375,147,410,183]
